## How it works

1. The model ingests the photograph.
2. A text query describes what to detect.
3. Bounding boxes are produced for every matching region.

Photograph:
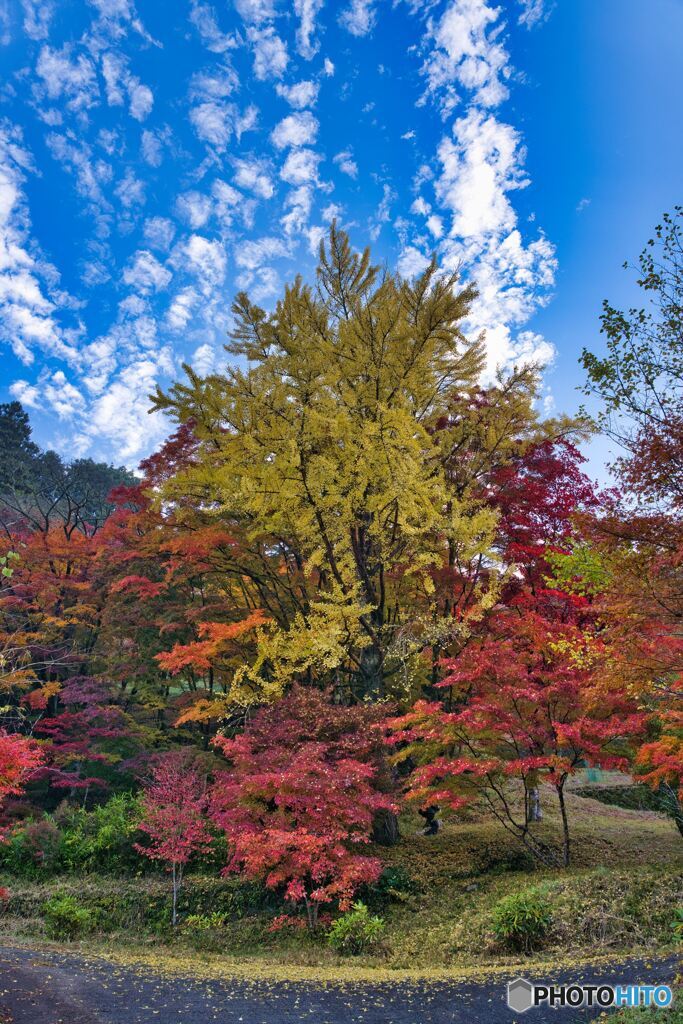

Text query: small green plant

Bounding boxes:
[671,907,683,943]
[491,887,553,952]
[368,866,417,905]
[182,911,230,951]
[43,894,93,939]
[327,901,386,956]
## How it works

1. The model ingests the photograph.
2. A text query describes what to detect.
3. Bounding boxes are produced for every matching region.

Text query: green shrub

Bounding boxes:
[574,783,671,815]
[0,795,145,878]
[671,907,683,943]
[43,895,94,939]
[182,912,230,951]
[327,902,386,956]
[60,794,143,874]
[491,887,553,952]
[363,866,418,908]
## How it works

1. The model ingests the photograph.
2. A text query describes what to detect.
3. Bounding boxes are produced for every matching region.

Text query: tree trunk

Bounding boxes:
[556,781,570,867]
[304,897,319,931]
[171,862,182,927]
[358,639,384,699]
[372,807,400,846]
[527,786,543,822]
[661,782,683,838]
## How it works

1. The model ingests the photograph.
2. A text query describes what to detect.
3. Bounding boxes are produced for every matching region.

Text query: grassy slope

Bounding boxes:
[1,786,681,978]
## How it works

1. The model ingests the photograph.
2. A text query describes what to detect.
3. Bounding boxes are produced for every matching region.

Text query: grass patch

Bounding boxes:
[591,991,683,1023]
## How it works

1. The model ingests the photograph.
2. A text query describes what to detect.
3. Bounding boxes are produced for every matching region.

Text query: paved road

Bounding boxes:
[0,945,679,1024]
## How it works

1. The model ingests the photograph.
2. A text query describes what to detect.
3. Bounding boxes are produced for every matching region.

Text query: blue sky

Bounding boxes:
[1,0,681,470]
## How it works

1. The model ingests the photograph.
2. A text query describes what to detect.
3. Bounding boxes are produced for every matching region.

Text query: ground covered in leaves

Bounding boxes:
[0,945,680,1024]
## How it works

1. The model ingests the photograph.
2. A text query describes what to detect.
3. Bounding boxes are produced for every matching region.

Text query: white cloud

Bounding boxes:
[143,216,175,251]
[141,128,164,166]
[369,183,394,240]
[21,0,54,39]
[339,0,377,37]
[35,45,100,116]
[46,133,113,228]
[411,196,431,216]
[294,0,324,58]
[167,286,199,331]
[426,213,443,238]
[233,156,274,199]
[87,0,134,20]
[129,82,153,120]
[275,80,319,109]
[176,190,213,229]
[324,57,335,75]
[44,370,86,418]
[333,148,358,179]
[189,67,238,101]
[122,250,171,292]
[180,234,228,290]
[281,185,313,236]
[10,379,41,408]
[80,333,118,394]
[191,341,217,374]
[421,0,509,113]
[0,121,79,366]
[212,178,245,228]
[188,67,246,150]
[234,236,288,271]
[431,109,557,373]
[271,111,318,149]
[435,110,525,239]
[101,51,153,121]
[235,104,259,140]
[397,246,430,278]
[518,0,551,27]
[248,26,288,80]
[280,147,321,185]
[189,0,235,52]
[190,101,234,150]
[116,168,145,208]
[80,352,174,465]
[235,0,276,22]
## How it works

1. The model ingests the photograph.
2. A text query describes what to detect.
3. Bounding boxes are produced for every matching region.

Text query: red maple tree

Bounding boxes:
[134,753,213,925]
[211,687,396,928]
[387,597,647,867]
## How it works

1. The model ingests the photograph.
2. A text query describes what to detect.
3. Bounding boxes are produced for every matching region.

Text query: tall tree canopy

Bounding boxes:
[151,225,580,707]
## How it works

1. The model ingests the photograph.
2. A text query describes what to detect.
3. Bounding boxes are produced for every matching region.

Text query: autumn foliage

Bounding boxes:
[0,220,682,917]
[134,753,213,925]
[211,688,395,927]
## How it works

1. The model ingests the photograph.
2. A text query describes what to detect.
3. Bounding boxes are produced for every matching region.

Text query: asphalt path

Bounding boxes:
[0,945,679,1024]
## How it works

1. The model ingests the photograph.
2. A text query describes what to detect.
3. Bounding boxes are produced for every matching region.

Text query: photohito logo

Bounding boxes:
[507,977,673,1013]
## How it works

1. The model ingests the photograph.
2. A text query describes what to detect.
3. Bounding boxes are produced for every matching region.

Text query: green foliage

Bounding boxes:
[182,911,230,951]
[545,543,611,597]
[671,907,683,943]
[589,991,683,1024]
[364,866,418,907]
[491,887,553,952]
[581,207,683,428]
[327,901,386,956]
[574,783,672,814]
[0,795,144,877]
[42,894,93,939]
[60,795,143,873]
